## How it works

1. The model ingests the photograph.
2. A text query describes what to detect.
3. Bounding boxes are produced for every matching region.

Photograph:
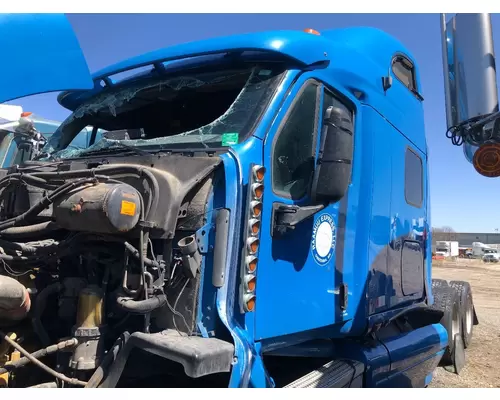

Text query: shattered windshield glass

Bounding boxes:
[42,63,286,159]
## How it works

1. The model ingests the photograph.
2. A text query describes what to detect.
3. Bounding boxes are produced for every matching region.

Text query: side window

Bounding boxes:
[405,148,423,207]
[392,56,417,92]
[272,82,319,199]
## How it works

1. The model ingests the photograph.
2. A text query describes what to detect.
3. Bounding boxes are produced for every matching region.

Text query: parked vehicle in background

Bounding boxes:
[472,242,498,258]
[0,105,102,168]
[435,241,459,258]
[482,253,500,263]
[459,247,473,258]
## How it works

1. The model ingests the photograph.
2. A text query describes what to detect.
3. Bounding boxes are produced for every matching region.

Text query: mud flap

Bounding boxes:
[444,334,465,375]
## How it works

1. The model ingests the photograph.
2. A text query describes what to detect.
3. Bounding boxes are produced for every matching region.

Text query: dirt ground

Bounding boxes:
[429,259,500,388]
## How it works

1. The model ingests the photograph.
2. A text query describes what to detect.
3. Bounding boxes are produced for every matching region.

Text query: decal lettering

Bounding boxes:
[311,213,337,266]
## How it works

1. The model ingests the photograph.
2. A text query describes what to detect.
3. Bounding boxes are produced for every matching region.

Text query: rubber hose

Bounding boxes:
[0,330,86,387]
[123,241,158,267]
[32,283,61,347]
[85,333,130,388]
[0,177,102,231]
[0,239,38,254]
[0,338,78,375]
[116,294,167,315]
[0,222,59,239]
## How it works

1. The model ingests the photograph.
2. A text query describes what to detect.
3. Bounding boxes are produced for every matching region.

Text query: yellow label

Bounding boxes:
[120,200,136,216]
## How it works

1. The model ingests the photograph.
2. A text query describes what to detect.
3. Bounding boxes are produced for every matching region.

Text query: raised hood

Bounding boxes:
[0,14,93,104]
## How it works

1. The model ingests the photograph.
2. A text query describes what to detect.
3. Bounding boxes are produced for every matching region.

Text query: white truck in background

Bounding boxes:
[435,241,459,258]
[472,242,498,258]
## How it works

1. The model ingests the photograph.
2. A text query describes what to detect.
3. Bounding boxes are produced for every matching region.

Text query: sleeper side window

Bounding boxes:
[392,55,417,92]
[272,82,320,200]
[405,147,423,208]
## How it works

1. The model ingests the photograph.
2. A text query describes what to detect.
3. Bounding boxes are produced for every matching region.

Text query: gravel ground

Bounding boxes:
[429,259,500,388]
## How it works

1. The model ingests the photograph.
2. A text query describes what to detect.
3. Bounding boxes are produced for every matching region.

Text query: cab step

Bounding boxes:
[283,359,364,388]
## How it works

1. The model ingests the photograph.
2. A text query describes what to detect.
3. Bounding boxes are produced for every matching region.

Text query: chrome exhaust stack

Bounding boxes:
[440,13,500,175]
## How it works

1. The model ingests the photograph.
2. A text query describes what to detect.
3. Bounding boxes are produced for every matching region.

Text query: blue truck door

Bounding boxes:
[0,14,93,103]
[386,137,426,308]
[255,75,352,340]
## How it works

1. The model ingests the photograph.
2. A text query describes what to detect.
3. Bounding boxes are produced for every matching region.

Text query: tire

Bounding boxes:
[432,278,448,289]
[449,281,474,348]
[430,286,461,366]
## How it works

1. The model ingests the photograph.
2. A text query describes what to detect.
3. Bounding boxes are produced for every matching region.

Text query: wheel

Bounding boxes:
[430,286,461,366]
[449,281,474,348]
[432,278,448,289]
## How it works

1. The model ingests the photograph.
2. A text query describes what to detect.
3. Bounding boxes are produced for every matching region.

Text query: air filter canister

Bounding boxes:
[54,182,142,234]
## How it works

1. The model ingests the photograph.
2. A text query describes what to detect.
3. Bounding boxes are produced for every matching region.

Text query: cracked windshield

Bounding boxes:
[41,62,286,160]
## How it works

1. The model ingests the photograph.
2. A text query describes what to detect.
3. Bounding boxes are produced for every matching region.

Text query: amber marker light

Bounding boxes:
[248,219,261,236]
[243,294,256,312]
[250,201,262,218]
[246,255,258,273]
[251,183,264,200]
[244,275,257,292]
[304,28,321,35]
[252,165,266,182]
[247,237,260,254]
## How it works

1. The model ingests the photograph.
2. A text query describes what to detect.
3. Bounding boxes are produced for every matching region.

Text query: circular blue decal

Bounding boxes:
[311,213,336,266]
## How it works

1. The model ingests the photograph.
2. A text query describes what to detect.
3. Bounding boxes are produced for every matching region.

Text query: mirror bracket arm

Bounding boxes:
[271,202,326,237]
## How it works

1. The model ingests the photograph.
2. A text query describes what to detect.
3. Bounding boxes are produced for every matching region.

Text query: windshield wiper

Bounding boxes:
[80,142,152,157]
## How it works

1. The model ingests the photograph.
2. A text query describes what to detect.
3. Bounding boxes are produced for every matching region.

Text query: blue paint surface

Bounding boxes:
[0,14,92,103]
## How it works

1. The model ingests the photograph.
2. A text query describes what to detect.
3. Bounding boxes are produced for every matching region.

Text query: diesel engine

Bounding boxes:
[0,155,233,388]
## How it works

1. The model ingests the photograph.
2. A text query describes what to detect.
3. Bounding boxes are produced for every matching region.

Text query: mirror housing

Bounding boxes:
[311,104,354,203]
[271,103,354,238]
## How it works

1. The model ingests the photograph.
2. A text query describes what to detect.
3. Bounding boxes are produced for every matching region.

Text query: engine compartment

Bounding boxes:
[0,154,234,388]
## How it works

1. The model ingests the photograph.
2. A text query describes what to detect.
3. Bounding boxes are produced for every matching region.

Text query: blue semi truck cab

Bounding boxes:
[0,14,478,388]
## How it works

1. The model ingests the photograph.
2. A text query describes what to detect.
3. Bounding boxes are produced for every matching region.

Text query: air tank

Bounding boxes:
[441,13,499,129]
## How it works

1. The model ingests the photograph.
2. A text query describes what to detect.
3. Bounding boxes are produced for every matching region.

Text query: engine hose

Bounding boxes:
[0,177,106,232]
[31,282,61,347]
[0,221,60,239]
[0,253,39,262]
[0,337,78,375]
[116,294,167,315]
[0,239,38,254]
[0,330,87,387]
[123,241,159,268]
[85,333,130,388]
[0,174,55,191]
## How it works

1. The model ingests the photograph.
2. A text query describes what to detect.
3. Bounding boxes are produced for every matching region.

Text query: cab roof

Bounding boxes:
[57,27,420,112]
